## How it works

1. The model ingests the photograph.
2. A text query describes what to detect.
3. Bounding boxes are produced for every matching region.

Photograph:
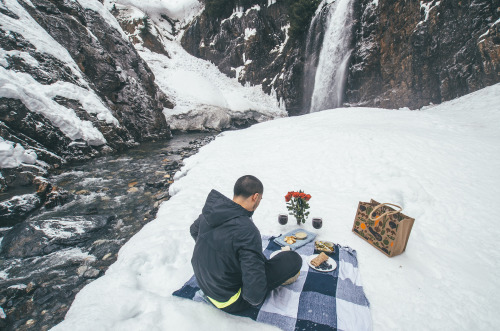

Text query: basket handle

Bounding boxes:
[368,203,402,221]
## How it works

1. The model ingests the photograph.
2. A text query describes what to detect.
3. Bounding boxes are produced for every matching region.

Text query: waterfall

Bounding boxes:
[303,0,355,113]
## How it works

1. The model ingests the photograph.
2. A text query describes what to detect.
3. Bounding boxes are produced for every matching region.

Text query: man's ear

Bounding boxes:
[252,193,260,201]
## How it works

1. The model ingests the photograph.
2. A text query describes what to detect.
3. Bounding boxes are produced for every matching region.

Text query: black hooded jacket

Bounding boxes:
[190,190,267,306]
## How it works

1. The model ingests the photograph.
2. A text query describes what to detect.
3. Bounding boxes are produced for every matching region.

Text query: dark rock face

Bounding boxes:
[346,0,500,109]
[181,3,308,115]
[182,1,498,113]
[21,0,171,141]
[114,9,171,57]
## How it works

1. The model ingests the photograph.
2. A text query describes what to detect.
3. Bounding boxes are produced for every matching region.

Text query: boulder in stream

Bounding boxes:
[1,216,113,259]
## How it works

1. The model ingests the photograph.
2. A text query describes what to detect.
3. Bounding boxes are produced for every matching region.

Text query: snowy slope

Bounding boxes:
[53,84,500,330]
[104,0,286,131]
[0,0,120,146]
[105,0,202,25]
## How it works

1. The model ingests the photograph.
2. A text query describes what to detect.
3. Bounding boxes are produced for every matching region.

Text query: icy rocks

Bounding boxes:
[0,194,42,227]
[0,133,215,330]
[76,266,100,279]
[0,216,112,258]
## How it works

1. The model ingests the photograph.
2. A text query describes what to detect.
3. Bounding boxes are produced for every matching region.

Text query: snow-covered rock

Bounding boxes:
[0,138,37,168]
[1,215,113,258]
[0,0,172,191]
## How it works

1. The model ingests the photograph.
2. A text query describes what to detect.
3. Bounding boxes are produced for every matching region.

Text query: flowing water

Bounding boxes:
[303,0,356,113]
[0,132,214,331]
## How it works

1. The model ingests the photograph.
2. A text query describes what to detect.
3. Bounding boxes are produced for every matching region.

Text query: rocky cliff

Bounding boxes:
[181,2,309,115]
[347,0,500,109]
[181,0,499,112]
[0,0,172,192]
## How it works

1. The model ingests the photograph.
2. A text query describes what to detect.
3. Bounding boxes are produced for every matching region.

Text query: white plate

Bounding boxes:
[307,254,337,272]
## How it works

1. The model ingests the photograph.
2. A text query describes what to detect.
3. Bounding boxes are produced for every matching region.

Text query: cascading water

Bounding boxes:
[303,0,356,113]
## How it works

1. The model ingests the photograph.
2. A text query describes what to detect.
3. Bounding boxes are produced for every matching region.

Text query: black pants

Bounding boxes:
[221,251,302,313]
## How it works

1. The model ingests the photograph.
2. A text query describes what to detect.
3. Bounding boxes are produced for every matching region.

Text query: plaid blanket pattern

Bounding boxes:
[173,236,372,331]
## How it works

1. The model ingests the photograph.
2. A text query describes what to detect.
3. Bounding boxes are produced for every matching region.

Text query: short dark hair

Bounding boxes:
[234,175,263,198]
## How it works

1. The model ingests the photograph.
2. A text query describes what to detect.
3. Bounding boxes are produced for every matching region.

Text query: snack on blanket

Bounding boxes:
[285,235,296,244]
[295,232,307,240]
[311,252,329,267]
[315,241,335,253]
[281,246,291,251]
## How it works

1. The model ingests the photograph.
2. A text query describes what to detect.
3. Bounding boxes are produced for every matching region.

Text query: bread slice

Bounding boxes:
[311,252,329,267]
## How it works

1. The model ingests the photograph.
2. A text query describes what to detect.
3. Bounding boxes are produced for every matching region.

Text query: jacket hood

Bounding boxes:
[202,189,253,227]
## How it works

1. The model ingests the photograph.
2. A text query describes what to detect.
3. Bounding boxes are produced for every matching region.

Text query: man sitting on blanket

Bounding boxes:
[190,175,302,313]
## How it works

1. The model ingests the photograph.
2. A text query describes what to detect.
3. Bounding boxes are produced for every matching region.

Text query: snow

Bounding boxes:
[0,68,108,146]
[54,84,500,330]
[8,284,27,290]
[479,18,500,40]
[1,0,121,147]
[420,1,441,23]
[247,5,261,13]
[138,44,285,131]
[0,138,37,168]
[32,218,97,240]
[0,0,86,84]
[103,1,284,131]
[244,28,257,40]
[104,0,203,25]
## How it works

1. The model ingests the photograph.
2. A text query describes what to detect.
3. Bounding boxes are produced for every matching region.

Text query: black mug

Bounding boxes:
[312,217,323,229]
[278,214,288,225]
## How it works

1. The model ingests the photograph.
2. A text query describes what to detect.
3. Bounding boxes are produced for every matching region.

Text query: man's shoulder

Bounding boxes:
[228,216,260,241]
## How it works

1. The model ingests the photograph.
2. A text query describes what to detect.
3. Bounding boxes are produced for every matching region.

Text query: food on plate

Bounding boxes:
[295,232,307,240]
[285,235,296,244]
[281,246,291,251]
[317,261,332,270]
[315,241,335,253]
[310,252,329,267]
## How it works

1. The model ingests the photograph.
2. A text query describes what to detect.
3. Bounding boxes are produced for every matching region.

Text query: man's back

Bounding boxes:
[190,190,267,306]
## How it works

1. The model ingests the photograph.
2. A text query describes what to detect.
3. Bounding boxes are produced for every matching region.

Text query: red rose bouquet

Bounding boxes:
[285,190,312,225]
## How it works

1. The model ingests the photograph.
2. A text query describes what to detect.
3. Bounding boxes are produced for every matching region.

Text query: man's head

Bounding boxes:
[233,175,263,212]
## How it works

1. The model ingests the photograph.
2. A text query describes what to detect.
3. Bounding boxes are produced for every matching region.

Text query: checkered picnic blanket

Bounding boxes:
[173,236,372,331]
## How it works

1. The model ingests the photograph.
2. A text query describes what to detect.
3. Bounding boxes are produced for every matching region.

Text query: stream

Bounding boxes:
[0,132,215,331]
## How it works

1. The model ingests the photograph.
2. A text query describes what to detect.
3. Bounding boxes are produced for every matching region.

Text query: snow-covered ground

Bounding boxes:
[53,84,500,330]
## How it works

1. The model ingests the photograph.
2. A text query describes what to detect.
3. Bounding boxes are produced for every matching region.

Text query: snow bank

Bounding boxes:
[0,138,37,168]
[0,68,108,146]
[139,45,285,131]
[55,84,500,330]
